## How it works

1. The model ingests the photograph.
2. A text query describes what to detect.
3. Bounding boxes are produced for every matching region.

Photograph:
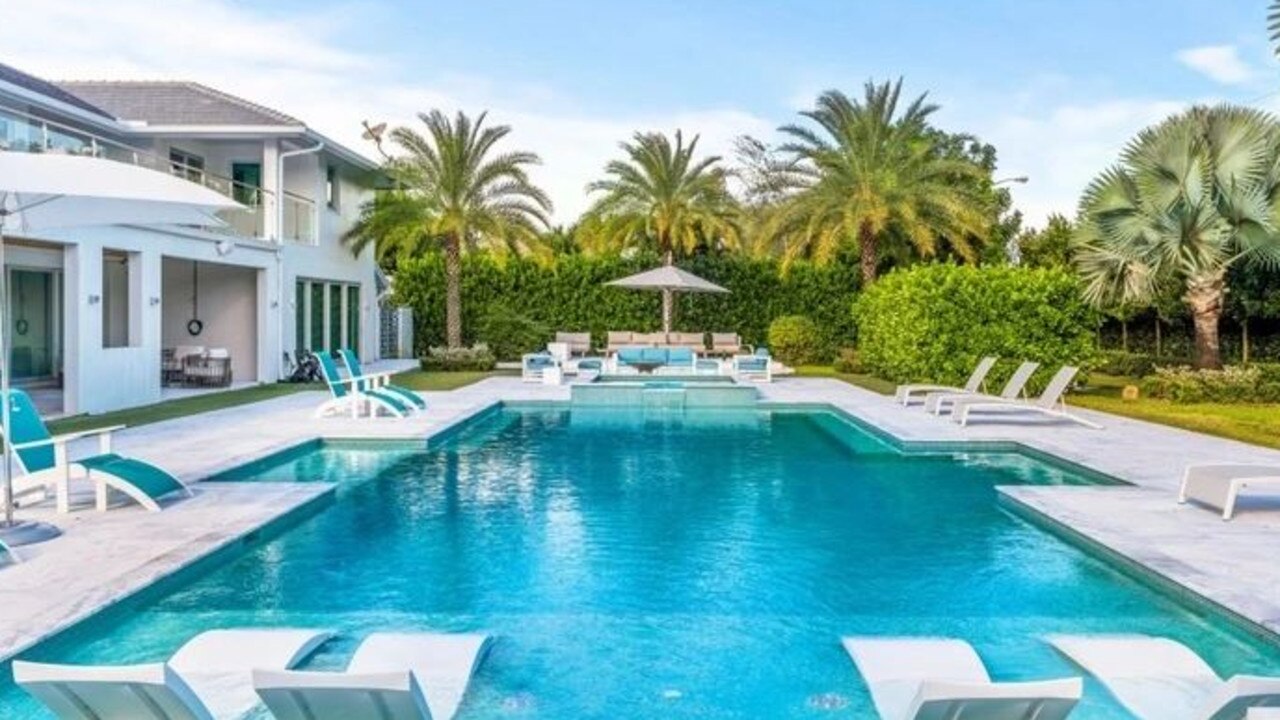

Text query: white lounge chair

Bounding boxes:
[522,352,559,383]
[924,361,1039,416]
[895,357,998,406]
[14,628,331,720]
[254,631,491,720]
[1179,464,1280,520]
[1049,634,1280,720]
[952,366,1100,429]
[315,352,414,418]
[732,349,773,383]
[843,636,1081,720]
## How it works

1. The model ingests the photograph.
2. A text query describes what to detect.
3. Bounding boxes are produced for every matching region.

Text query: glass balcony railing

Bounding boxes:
[0,102,316,243]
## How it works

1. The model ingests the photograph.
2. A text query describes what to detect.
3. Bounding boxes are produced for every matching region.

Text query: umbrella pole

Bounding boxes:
[0,225,12,526]
[662,288,673,334]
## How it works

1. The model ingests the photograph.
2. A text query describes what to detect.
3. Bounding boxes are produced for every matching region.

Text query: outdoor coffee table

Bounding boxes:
[629,361,664,374]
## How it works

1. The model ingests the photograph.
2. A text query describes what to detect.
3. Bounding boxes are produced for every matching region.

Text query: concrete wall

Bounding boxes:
[161,257,259,382]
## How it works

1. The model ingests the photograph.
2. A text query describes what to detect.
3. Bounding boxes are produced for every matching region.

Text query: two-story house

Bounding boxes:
[0,62,383,415]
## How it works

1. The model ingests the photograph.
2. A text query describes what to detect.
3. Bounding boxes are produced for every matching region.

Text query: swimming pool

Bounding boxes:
[4,405,1278,718]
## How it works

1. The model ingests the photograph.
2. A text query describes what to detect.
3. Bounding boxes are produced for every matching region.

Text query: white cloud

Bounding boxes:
[0,0,773,223]
[976,98,1189,227]
[1176,45,1255,85]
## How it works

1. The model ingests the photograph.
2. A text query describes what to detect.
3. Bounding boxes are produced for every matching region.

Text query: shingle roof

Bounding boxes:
[55,81,303,127]
[0,62,114,119]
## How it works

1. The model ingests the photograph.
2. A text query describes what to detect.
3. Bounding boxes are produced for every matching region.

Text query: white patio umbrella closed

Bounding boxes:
[0,153,241,543]
[606,265,729,333]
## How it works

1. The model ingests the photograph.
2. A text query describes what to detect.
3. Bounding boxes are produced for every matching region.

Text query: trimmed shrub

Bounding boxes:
[767,315,822,365]
[1142,365,1280,403]
[1095,350,1157,378]
[833,347,863,374]
[393,252,859,358]
[476,307,549,361]
[853,264,1097,386]
[419,344,496,371]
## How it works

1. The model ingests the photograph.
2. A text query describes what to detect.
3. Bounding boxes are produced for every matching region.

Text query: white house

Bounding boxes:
[0,62,384,415]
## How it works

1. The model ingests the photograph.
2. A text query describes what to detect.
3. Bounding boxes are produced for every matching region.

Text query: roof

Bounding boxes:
[0,62,114,119]
[54,80,303,127]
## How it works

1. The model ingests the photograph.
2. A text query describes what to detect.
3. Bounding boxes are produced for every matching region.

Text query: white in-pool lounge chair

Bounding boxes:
[895,357,998,407]
[14,628,331,720]
[924,361,1039,416]
[1178,464,1280,520]
[254,632,491,720]
[1048,634,1280,720]
[843,636,1081,720]
[952,366,1100,429]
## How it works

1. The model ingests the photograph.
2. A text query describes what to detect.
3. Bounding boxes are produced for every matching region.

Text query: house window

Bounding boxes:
[102,250,138,348]
[326,165,340,211]
[231,162,262,207]
[169,147,205,184]
[295,279,361,354]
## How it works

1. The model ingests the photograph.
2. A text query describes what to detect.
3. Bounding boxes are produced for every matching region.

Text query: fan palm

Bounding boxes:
[773,79,991,284]
[344,110,551,348]
[1074,105,1280,369]
[584,130,740,264]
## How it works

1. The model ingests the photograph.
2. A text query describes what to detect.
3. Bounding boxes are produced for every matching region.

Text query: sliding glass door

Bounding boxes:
[8,268,61,382]
[294,279,361,356]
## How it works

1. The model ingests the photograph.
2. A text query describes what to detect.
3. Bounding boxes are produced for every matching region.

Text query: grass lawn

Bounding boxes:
[795,365,896,395]
[47,370,506,435]
[1074,373,1280,450]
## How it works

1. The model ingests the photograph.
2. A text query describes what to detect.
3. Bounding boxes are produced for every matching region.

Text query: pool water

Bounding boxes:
[5,406,1279,718]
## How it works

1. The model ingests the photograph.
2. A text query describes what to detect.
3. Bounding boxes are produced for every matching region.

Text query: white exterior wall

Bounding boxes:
[27,225,281,415]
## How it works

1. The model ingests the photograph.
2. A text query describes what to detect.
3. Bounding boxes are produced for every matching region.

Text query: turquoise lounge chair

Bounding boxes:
[316,353,414,419]
[337,349,427,411]
[0,390,189,513]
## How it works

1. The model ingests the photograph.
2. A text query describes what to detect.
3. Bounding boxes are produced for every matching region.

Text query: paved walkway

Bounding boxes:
[1,374,1278,662]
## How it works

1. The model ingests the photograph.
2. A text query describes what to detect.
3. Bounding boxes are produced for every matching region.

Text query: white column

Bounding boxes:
[261,139,281,241]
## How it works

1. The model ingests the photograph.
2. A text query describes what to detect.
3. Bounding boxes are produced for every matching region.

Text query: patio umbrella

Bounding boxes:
[606,264,729,333]
[0,153,240,545]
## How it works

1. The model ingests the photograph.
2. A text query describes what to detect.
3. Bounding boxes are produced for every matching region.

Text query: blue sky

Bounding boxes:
[4,0,1278,224]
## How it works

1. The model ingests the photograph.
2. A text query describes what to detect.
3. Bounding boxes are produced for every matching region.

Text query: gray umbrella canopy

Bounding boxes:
[606,265,728,332]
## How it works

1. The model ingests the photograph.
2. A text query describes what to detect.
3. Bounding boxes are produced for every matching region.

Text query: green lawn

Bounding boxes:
[1073,373,1280,450]
[48,370,505,435]
[795,365,896,395]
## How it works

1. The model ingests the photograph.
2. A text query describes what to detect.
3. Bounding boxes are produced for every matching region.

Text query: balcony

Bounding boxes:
[0,102,316,244]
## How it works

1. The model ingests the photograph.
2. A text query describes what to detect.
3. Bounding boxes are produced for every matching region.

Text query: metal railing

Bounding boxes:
[0,101,317,243]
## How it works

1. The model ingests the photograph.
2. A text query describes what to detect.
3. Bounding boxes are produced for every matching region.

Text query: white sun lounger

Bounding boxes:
[895,357,998,406]
[952,366,1100,429]
[1049,634,1280,720]
[254,631,491,720]
[14,628,331,720]
[924,361,1039,416]
[1179,464,1280,520]
[843,636,1082,720]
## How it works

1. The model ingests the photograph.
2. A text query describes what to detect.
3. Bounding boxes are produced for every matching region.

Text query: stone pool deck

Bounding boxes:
[2,374,1279,662]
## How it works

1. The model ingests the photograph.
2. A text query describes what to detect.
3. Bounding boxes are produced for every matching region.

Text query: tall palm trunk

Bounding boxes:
[858,221,878,286]
[1185,270,1226,370]
[443,233,463,349]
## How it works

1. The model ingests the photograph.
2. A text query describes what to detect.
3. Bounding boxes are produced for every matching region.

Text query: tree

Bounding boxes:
[1016,214,1076,268]
[772,79,991,284]
[344,110,551,348]
[1074,105,1280,369]
[584,130,741,264]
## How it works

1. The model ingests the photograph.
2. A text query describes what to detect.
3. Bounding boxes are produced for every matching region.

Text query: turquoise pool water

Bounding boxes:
[4,406,1279,718]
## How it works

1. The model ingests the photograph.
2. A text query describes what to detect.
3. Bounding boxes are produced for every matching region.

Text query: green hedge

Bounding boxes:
[853,264,1097,385]
[394,253,860,360]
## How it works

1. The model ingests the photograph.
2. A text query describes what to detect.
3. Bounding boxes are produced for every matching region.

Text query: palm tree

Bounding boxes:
[584,130,740,264]
[344,110,551,348]
[1074,105,1280,369]
[773,79,991,285]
